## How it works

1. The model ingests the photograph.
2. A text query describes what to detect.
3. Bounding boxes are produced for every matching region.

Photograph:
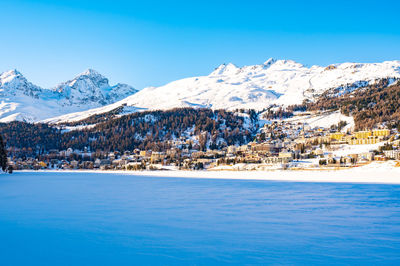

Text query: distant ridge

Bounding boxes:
[0,69,137,122]
[44,59,400,123]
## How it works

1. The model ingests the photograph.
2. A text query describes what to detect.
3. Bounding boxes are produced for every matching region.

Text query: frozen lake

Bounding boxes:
[1,171,400,265]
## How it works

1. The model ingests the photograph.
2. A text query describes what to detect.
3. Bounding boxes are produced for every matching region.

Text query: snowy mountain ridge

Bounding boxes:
[1,59,400,123]
[0,69,44,98]
[44,58,400,123]
[118,58,400,110]
[0,69,137,122]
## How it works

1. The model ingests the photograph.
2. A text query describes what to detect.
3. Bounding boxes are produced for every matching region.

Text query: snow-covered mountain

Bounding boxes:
[124,59,400,110]
[0,69,137,122]
[45,59,400,123]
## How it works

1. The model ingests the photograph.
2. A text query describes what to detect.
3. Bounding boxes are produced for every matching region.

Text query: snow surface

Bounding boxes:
[329,142,384,157]
[37,161,400,184]
[0,69,137,122]
[283,110,355,131]
[2,59,400,123]
[122,59,400,110]
[45,59,400,123]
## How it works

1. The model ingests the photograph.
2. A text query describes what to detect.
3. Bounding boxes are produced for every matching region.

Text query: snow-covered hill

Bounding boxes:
[0,69,137,122]
[45,59,400,123]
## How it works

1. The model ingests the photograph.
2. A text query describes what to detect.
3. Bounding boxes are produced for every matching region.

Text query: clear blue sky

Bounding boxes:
[1,0,400,89]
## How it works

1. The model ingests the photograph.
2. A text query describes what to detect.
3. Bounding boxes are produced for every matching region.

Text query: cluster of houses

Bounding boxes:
[7,121,400,171]
[215,124,398,170]
[317,129,391,145]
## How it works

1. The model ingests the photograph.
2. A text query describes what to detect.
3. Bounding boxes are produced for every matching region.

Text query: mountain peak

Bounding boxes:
[8,69,22,75]
[0,68,138,122]
[0,69,27,85]
[77,68,103,78]
[210,63,239,76]
[52,69,137,107]
[1,69,23,79]
[263,58,277,66]
[66,69,109,90]
[271,59,305,69]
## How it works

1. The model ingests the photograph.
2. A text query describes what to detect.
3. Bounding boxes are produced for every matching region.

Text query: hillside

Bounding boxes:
[0,108,258,156]
[44,59,400,123]
[305,79,400,130]
[1,59,400,125]
[0,69,137,122]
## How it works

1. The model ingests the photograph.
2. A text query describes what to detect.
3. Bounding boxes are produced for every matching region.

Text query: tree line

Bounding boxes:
[305,78,400,130]
[288,78,400,130]
[0,108,258,156]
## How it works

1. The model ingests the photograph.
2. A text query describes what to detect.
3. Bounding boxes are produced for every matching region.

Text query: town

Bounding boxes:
[7,117,400,172]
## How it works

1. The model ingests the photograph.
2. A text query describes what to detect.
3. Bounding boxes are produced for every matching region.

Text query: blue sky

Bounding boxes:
[1,0,400,89]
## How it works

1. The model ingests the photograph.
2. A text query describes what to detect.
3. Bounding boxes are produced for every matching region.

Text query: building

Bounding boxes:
[330,132,345,141]
[264,156,292,164]
[252,143,274,153]
[227,145,237,154]
[346,129,390,145]
[151,152,165,163]
[354,131,372,139]
[70,160,79,169]
[278,151,294,159]
[347,135,381,145]
[383,150,400,160]
[373,129,390,137]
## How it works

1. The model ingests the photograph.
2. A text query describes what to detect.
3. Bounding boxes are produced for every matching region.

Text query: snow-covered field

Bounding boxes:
[283,110,355,131]
[31,161,400,184]
[329,142,384,157]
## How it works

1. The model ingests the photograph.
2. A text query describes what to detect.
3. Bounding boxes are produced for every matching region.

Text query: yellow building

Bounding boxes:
[140,150,151,157]
[151,152,165,163]
[347,129,390,145]
[38,161,47,168]
[372,129,390,137]
[347,136,380,145]
[354,131,372,139]
[330,132,345,141]
[278,152,293,159]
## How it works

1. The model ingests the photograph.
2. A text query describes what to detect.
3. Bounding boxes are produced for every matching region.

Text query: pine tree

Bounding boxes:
[0,135,7,172]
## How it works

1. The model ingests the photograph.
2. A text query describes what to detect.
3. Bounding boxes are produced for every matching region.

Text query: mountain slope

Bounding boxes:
[125,59,400,110]
[305,78,400,130]
[0,108,257,155]
[45,59,400,123]
[0,69,137,122]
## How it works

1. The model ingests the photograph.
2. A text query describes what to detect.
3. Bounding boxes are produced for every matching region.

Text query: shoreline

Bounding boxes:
[15,161,400,184]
